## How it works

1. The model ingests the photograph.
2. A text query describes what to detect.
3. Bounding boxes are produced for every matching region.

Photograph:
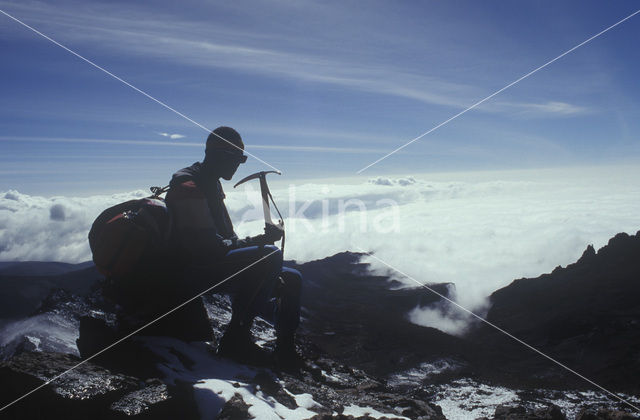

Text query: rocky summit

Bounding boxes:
[473,231,640,393]
[1,232,640,419]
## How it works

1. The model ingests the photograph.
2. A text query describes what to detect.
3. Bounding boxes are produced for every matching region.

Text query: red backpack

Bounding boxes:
[88,187,171,277]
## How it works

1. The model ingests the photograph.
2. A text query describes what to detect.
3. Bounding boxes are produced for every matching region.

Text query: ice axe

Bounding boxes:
[234,170,285,253]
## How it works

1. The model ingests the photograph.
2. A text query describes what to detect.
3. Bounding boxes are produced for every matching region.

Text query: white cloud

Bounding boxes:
[49,204,66,221]
[407,305,473,337]
[521,101,588,115]
[368,177,416,186]
[0,135,201,148]
[246,144,390,154]
[0,189,147,262]
[233,166,640,333]
[1,166,639,335]
[490,100,590,117]
[157,132,186,140]
[0,135,396,158]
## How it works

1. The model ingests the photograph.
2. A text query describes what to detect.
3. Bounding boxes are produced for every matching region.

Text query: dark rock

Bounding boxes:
[109,379,169,416]
[74,316,169,380]
[577,244,596,265]
[76,315,119,359]
[289,251,474,379]
[0,253,452,418]
[494,405,526,418]
[4,230,640,418]
[0,351,184,419]
[217,394,252,420]
[252,371,297,409]
[491,403,565,419]
[392,397,445,419]
[275,353,446,420]
[475,231,640,391]
[576,408,639,420]
[533,405,565,420]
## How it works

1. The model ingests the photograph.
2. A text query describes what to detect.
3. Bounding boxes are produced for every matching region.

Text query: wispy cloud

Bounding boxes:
[488,100,591,117]
[0,0,591,117]
[157,132,186,140]
[247,144,393,154]
[0,135,201,148]
[0,136,390,155]
[515,101,590,115]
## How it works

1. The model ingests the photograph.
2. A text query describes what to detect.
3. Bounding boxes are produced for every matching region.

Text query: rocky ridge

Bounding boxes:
[1,231,640,418]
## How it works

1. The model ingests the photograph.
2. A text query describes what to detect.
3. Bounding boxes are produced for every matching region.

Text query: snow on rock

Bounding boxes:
[343,404,410,419]
[387,359,463,388]
[141,337,322,419]
[290,392,321,410]
[430,379,520,420]
[136,336,447,419]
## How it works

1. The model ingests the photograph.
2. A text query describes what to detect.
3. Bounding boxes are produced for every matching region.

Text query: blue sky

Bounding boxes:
[1,0,639,195]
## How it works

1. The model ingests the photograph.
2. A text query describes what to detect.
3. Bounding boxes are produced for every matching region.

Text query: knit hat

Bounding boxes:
[206,126,244,154]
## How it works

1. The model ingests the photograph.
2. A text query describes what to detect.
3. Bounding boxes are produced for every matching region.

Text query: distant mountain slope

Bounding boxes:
[2,236,640,418]
[0,261,94,277]
[288,252,475,378]
[474,231,640,392]
[0,265,101,321]
[2,232,639,395]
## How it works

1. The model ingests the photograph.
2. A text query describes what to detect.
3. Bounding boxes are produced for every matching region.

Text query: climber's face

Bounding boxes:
[220,157,242,180]
[205,149,247,180]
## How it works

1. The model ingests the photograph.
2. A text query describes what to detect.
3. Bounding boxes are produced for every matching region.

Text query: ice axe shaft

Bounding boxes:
[230,171,284,328]
[234,171,284,250]
[259,175,273,225]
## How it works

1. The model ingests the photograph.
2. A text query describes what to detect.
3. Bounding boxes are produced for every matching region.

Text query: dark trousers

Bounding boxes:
[115,245,302,342]
[192,245,302,339]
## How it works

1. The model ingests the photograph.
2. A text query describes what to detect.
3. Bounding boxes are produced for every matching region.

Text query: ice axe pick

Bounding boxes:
[234,171,285,252]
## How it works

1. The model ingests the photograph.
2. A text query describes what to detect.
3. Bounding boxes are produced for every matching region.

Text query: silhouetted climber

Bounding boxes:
[160,126,303,366]
[80,127,302,369]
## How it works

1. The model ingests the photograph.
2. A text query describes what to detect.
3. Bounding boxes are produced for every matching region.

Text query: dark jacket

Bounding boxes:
[165,162,235,264]
[165,162,258,265]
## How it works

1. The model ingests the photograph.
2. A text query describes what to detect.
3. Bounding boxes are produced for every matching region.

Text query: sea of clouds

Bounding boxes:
[1,166,639,335]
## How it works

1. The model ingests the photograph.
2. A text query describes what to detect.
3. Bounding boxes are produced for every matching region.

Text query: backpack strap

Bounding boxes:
[150,185,170,198]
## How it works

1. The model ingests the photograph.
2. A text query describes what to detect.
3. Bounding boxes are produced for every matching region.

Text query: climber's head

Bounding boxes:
[203,126,247,180]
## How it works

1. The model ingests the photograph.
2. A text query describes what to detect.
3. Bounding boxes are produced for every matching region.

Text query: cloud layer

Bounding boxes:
[0,189,148,263]
[1,166,639,334]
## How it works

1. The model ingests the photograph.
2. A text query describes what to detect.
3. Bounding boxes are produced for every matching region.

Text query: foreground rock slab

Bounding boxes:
[0,351,186,419]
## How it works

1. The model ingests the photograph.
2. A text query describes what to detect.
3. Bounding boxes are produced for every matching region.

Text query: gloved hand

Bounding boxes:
[236,223,284,247]
[263,223,284,244]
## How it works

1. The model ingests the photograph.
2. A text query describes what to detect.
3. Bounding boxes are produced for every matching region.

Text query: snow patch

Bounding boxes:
[0,313,79,357]
[388,359,462,387]
[194,378,317,420]
[433,379,519,420]
[291,392,321,410]
[426,378,640,420]
[25,335,41,350]
[141,337,323,419]
[343,404,410,419]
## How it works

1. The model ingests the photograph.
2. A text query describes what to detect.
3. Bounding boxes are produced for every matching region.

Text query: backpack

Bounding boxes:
[88,186,171,277]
